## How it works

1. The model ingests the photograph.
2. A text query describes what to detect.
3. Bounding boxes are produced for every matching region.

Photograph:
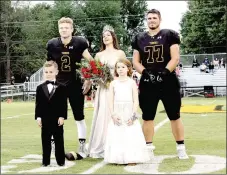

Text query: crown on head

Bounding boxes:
[102,25,114,33]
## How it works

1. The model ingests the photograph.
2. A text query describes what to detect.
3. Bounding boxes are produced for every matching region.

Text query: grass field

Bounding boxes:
[1,97,226,174]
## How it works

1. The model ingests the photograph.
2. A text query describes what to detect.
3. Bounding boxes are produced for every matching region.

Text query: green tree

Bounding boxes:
[80,1,124,55]
[13,3,53,79]
[0,0,148,82]
[1,0,29,83]
[180,0,227,54]
[120,0,147,56]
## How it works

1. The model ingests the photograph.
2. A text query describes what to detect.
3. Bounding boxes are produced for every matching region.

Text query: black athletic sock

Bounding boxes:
[79,138,86,144]
[176,140,184,145]
[146,142,152,145]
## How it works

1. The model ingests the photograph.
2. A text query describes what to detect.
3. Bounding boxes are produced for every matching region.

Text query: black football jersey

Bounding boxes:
[46,36,88,83]
[131,29,180,72]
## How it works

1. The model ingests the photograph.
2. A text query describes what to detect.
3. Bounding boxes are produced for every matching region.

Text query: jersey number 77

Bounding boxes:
[144,45,164,63]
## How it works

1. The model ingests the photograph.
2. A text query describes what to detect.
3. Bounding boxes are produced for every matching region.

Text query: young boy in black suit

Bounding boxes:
[35,61,67,166]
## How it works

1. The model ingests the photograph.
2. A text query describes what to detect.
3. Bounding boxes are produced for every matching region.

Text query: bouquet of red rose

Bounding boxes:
[76,59,113,88]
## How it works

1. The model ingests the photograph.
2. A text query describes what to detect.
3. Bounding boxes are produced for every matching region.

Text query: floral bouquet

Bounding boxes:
[76,59,113,88]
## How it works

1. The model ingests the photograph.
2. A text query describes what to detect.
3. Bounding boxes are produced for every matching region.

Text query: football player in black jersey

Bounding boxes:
[132,9,188,159]
[46,17,93,160]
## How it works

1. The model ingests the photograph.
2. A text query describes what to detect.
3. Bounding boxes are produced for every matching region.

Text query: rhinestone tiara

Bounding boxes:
[102,25,114,33]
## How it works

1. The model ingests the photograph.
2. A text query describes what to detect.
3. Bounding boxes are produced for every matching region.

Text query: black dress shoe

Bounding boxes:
[58,164,65,166]
[41,164,50,167]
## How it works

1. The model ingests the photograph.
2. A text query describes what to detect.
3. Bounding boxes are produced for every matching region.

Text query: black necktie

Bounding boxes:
[46,80,55,85]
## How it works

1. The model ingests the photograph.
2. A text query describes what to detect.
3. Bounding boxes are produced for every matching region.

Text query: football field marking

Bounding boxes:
[125,155,226,174]
[1,154,75,174]
[1,113,34,120]
[1,107,93,120]
[80,161,107,174]
[1,117,226,174]
[80,118,170,174]
[200,100,217,117]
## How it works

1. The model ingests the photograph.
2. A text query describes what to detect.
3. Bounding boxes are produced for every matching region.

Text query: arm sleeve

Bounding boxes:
[169,30,181,46]
[131,35,140,51]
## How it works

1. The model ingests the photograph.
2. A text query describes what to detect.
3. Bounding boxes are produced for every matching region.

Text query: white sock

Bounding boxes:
[75,120,87,139]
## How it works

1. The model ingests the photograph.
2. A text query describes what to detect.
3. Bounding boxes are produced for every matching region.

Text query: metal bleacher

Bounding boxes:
[179,67,226,97]
[27,67,43,92]
[1,68,43,100]
[1,84,26,98]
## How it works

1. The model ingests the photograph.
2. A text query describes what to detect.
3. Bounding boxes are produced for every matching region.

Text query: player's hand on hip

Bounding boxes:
[58,117,64,126]
[82,80,92,95]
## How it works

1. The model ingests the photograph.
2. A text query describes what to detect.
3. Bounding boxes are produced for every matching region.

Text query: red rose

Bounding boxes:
[90,61,96,69]
[92,68,99,74]
[85,67,91,73]
[84,73,91,78]
[81,68,87,73]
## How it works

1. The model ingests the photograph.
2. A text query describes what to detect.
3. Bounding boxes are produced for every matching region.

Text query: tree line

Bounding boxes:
[0,0,226,83]
[180,0,226,54]
[0,0,147,83]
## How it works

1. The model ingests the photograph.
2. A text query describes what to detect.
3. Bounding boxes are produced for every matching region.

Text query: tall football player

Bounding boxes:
[132,9,188,159]
[46,17,92,160]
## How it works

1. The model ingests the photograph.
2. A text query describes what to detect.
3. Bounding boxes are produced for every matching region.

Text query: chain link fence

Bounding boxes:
[180,53,226,67]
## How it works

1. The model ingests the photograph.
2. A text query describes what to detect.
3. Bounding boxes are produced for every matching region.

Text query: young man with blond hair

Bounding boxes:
[46,17,93,160]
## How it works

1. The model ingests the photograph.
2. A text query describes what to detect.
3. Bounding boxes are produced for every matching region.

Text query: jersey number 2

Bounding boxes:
[144,45,164,63]
[61,55,71,72]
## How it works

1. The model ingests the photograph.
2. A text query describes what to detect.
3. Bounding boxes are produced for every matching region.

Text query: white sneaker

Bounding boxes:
[147,143,155,159]
[77,142,87,159]
[177,144,189,159]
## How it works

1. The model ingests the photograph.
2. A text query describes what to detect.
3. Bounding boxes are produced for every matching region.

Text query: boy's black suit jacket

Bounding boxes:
[35,81,67,127]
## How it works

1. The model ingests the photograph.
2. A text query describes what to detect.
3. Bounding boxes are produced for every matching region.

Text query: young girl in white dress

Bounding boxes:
[104,58,150,165]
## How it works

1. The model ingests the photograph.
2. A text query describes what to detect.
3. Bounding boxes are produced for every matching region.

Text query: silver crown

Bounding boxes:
[102,25,114,33]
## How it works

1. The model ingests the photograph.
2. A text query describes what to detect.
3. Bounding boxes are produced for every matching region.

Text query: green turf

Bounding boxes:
[1,97,226,174]
[158,156,195,173]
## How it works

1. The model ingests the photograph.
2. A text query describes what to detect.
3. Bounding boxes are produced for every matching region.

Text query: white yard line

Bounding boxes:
[209,100,216,104]
[201,100,217,105]
[1,113,74,120]
[1,107,93,120]
[1,113,34,120]
[80,161,107,174]
[80,118,169,174]
[154,118,169,132]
